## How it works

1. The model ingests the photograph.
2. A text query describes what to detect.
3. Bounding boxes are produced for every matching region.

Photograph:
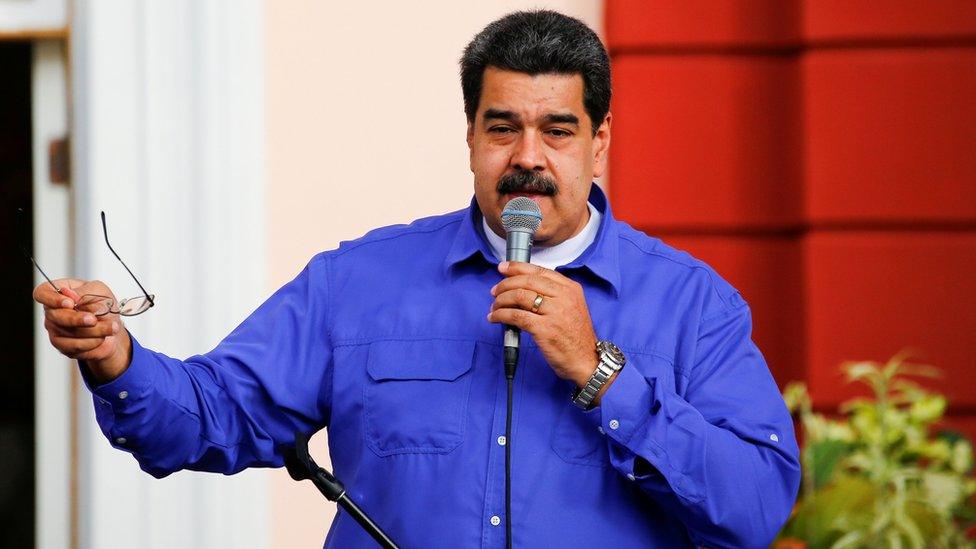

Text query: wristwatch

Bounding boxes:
[572,340,626,410]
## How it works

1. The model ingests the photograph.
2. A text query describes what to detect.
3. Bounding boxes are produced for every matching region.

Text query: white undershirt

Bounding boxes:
[482,202,601,269]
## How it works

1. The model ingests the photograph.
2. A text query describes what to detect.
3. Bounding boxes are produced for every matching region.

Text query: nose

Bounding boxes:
[510,130,546,172]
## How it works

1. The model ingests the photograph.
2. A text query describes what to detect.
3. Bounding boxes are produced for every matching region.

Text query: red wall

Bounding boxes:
[606,1,976,432]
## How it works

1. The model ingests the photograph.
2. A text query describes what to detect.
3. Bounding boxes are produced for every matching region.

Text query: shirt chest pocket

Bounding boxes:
[550,352,678,468]
[363,339,476,457]
[550,400,612,468]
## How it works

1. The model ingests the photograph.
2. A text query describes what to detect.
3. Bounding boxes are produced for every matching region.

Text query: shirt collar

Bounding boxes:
[444,183,621,295]
[481,202,601,270]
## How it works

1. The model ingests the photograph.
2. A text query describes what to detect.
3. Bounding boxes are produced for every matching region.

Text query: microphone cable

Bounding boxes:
[504,347,518,549]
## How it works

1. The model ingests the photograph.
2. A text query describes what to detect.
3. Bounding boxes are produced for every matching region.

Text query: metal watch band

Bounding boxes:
[572,341,626,410]
[572,360,614,410]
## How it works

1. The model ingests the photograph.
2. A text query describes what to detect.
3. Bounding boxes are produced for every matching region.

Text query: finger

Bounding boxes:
[34,283,74,309]
[75,336,117,362]
[59,286,82,302]
[46,307,99,329]
[487,307,538,332]
[46,318,119,339]
[491,288,548,314]
[491,273,560,298]
[52,278,90,291]
[499,261,565,283]
[50,334,108,358]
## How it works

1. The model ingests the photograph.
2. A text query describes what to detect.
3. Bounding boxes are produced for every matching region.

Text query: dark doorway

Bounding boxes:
[0,41,36,548]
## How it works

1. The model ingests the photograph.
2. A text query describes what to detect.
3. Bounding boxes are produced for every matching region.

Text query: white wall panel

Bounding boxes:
[70,1,268,547]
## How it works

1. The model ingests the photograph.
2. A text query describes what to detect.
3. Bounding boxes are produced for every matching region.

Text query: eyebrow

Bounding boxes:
[483,108,520,123]
[482,109,580,127]
[542,113,579,126]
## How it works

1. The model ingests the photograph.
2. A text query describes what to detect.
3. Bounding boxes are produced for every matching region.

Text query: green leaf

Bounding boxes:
[903,500,945,541]
[831,530,865,549]
[950,440,974,474]
[883,530,904,549]
[783,382,809,412]
[810,439,849,488]
[922,471,963,514]
[787,476,877,547]
[844,361,880,384]
[891,512,924,549]
[895,362,942,379]
[908,395,946,423]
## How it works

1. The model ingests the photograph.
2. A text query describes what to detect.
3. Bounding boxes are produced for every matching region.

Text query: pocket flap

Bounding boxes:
[367,339,475,381]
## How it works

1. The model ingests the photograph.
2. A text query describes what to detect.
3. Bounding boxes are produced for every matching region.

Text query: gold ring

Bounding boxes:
[531,294,544,313]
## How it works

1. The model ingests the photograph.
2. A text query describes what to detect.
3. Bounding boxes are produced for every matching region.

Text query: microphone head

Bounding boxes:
[501,197,543,234]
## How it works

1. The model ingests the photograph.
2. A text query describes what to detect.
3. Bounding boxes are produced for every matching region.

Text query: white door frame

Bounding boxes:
[32,38,74,549]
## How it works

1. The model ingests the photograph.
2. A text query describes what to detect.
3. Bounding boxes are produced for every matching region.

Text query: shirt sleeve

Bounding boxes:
[597,300,801,549]
[82,253,334,479]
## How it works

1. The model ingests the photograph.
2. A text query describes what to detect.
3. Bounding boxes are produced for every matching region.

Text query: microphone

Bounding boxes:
[500,197,543,378]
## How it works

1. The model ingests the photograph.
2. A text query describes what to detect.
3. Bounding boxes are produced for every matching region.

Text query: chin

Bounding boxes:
[532,227,555,246]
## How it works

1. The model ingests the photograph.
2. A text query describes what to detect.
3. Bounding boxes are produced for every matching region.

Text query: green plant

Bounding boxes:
[777,352,976,548]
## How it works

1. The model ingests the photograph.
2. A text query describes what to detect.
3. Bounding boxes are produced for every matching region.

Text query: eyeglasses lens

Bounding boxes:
[75,295,115,316]
[119,296,153,316]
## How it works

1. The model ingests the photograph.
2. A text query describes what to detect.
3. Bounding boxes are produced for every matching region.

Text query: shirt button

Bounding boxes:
[770,433,779,442]
[497,436,506,446]
[490,515,501,526]
[118,390,129,400]
[115,437,127,445]
[626,473,636,482]
[608,419,620,430]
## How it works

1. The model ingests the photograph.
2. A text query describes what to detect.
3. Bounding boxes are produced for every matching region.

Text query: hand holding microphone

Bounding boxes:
[487,197,600,390]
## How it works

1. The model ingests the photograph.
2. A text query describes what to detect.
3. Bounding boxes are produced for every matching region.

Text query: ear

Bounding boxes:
[591,112,612,179]
[466,120,475,173]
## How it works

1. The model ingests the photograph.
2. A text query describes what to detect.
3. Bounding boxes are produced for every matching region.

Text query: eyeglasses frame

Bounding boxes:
[19,208,155,317]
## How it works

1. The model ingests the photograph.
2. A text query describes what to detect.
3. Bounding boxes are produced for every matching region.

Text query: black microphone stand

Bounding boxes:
[282,431,400,549]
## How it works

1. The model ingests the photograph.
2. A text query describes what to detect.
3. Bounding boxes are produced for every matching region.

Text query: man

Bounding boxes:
[34,10,799,548]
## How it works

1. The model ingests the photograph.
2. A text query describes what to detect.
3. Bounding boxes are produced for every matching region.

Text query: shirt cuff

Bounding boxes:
[81,333,157,450]
[598,362,652,444]
[597,361,704,503]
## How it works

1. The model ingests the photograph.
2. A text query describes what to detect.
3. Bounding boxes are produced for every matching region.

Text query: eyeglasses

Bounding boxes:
[19,209,155,317]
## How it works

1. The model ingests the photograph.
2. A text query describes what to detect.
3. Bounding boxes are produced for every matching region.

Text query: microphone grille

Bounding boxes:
[501,197,543,233]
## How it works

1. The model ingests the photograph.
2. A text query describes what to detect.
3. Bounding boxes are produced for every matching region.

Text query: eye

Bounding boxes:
[488,126,516,134]
[546,128,572,138]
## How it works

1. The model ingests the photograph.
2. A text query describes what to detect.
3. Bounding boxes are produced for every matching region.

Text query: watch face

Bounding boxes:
[598,340,626,366]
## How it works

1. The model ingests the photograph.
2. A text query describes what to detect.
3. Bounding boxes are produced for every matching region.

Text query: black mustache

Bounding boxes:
[496,171,558,196]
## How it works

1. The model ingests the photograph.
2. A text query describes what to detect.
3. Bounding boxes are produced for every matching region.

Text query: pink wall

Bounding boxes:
[265,2,603,547]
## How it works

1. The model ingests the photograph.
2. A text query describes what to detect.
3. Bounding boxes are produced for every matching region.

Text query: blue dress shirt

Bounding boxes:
[86,185,800,548]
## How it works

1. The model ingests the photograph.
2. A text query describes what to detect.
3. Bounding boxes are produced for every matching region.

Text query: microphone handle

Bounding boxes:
[505,228,534,264]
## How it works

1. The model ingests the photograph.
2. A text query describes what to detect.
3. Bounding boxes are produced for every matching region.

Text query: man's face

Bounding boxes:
[467,67,611,246]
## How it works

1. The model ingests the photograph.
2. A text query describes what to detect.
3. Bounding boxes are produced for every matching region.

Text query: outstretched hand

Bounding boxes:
[33,278,132,383]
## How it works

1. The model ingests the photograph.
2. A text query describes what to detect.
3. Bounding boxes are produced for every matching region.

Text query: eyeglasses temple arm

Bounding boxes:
[17,207,61,293]
[101,211,154,305]
[30,256,62,293]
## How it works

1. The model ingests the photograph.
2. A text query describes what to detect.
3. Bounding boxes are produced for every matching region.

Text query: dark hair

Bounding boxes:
[460,10,611,135]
